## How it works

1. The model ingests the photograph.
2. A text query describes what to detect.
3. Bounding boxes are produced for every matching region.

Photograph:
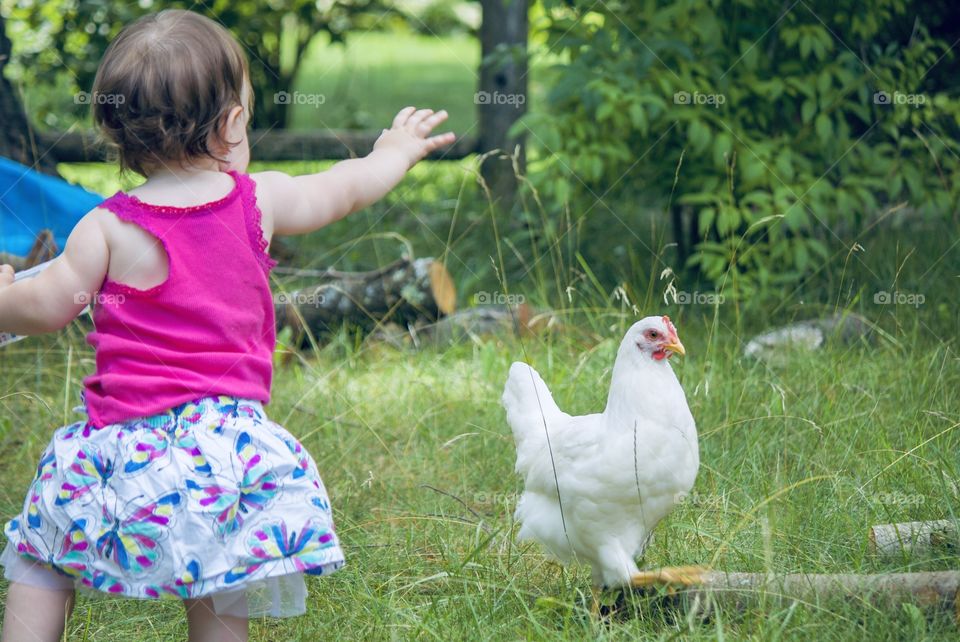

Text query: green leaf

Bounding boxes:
[717,205,741,236]
[596,102,616,122]
[688,120,711,153]
[815,113,832,142]
[816,69,831,95]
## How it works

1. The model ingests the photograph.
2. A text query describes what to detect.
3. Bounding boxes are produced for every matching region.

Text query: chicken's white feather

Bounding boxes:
[503,316,699,587]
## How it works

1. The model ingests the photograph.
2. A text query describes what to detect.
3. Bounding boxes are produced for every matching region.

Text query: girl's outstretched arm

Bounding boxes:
[0,212,109,335]
[253,107,455,237]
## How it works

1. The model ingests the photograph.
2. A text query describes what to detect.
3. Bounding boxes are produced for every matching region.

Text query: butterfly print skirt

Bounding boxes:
[1,396,345,617]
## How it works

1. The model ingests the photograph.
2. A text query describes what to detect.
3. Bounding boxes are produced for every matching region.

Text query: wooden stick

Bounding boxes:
[869,520,960,557]
[632,567,960,620]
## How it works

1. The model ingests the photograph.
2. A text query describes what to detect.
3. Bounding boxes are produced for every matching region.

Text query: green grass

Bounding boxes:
[4,157,960,639]
[0,297,958,640]
[288,31,480,135]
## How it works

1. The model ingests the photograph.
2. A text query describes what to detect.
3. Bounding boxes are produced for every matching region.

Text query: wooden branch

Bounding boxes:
[633,567,960,620]
[42,130,478,163]
[869,520,960,557]
[275,257,456,341]
[0,230,58,271]
[404,303,557,346]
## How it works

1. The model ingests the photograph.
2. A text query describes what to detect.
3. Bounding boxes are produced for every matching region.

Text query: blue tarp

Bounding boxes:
[0,157,103,255]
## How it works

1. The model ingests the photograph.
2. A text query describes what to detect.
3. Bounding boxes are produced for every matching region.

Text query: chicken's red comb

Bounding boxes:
[662,315,678,338]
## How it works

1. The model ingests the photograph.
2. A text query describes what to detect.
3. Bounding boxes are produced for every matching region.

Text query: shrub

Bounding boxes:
[522,0,960,300]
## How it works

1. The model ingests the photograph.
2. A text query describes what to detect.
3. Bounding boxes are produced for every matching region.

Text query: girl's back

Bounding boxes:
[85,170,276,427]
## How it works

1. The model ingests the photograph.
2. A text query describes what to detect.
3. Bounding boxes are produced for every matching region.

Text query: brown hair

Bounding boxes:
[91,10,251,176]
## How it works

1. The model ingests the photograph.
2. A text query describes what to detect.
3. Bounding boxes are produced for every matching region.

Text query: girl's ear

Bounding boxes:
[222,105,247,143]
[216,103,251,173]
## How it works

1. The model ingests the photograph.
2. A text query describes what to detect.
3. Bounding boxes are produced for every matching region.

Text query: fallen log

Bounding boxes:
[631,566,960,620]
[0,254,461,348]
[869,520,960,557]
[275,257,456,342]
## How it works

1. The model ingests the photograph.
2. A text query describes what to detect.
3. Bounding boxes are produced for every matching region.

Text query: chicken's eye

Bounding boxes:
[648,330,659,339]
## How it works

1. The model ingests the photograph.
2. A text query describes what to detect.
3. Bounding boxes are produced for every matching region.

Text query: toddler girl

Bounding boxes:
[0,9,453,641]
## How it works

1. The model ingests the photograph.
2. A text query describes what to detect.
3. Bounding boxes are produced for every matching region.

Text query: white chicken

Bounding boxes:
[503,316,700,591]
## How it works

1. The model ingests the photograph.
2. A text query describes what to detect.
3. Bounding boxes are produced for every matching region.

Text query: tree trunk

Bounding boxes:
[0,15,57,175]
[478,0,528,211]
[275,257,456,341]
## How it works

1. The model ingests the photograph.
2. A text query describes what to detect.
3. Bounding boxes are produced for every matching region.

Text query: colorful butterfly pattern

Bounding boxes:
[24,451,57,529]
[3,396,343,604]
[10,520,89,578]
[224,520,338,584]
[282,436,311,480]
[123,429,170,474]
[185,431,279,538]
[55,446,113,506]
[95,492,181,573]
[145,559,202,598]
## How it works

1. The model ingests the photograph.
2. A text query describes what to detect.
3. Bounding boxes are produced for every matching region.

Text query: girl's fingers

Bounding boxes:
[406,109,434,130]
[417,110,449,135]
[425,132,456,151]
[392,106,417,128]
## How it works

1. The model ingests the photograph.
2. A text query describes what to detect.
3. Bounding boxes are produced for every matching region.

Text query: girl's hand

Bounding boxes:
[374,107,456,168]
[0,264,13,288]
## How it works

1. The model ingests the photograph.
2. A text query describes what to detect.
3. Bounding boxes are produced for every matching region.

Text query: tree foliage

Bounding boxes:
[524,0,960,299]
[3,0,397,129]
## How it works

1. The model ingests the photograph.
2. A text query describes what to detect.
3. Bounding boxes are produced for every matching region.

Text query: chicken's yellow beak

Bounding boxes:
[664,340,686,357]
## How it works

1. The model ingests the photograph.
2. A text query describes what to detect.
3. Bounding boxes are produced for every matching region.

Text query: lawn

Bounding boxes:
[3,151,960,639]
[6,21,960,642]
[288,31,480,136]
[0,287,957,640]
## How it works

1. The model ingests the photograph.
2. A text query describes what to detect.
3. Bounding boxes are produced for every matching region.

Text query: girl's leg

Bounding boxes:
[1,582,74,642]
[183,597,248,642]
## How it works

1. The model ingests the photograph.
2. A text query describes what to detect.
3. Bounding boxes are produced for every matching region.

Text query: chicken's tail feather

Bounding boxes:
[502,362,564,457]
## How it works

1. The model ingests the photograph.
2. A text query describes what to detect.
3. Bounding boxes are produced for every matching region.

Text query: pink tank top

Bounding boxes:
[83,171,277,428]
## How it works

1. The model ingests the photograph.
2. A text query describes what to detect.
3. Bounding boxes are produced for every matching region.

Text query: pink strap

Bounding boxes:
[235,172,277,271]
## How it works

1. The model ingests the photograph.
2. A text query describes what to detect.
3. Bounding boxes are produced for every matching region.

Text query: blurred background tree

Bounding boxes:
[519,0,960,299]
[1,0,409,129]
[1,0,956,305]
